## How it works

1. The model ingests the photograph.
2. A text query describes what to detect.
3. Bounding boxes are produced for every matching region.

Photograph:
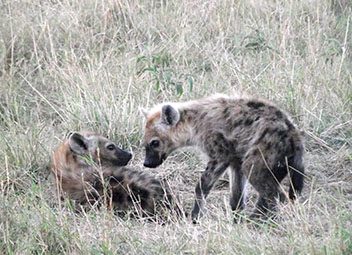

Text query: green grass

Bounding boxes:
[0,0,351,254]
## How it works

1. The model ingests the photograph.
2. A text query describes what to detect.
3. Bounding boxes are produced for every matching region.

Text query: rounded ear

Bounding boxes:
[161,104,180,126]
[65,131,73,139]
[68,132,88,155]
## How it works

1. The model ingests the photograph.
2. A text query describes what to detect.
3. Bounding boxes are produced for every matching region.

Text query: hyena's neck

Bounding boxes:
[176,101,207,147]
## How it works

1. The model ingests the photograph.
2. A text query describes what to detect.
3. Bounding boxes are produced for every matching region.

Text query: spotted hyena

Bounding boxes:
[51,131,178,217]
[142,94,305,222]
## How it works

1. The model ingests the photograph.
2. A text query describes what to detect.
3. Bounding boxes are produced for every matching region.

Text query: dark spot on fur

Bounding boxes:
[93,180,103,190]
[138,174,146,182]
[112,191,125,204]
[128,171,138,180]
[223,147,231,156]
[110,175,124,184]
[199,112,207,120]
[257,128,269,142]
[131,185,150,200]
[244,118,254,126]
[217,133,224,140]
[233,119,243,128]
[289,138,295,153]
[254,116,260,121]
[285,119,294,130]
[208,147,215,155]
[252,149,259,156]
[275,110,283,119]
[182,109,192,122]
[213,140,219,147]
[247,101,265,109]
[206,162,217,172]
[223,107,230,119]
[154,186,164,195]
[277,130,288,140]
[150,179,161,186]
[140,198,150,209]
[268,106,276,111]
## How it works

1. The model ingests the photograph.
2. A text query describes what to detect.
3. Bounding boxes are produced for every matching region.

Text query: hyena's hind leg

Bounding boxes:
[191,160,229,223]
[229,165,247,222]
[241,149,286,219]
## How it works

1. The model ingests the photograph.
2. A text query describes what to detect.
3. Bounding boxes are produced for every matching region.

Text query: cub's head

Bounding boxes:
[142,104,182,168]
[68,131,132,167]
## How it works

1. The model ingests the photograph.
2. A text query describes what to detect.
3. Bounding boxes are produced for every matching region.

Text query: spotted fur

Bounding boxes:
[142,94,305,221]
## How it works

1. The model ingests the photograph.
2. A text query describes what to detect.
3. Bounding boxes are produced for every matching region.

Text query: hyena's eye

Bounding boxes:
[150,140,160,148]
[106,144,116,151]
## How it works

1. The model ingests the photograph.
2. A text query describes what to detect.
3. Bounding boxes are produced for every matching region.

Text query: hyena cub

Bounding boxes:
[142,94,305,222]
[51,131,177,217]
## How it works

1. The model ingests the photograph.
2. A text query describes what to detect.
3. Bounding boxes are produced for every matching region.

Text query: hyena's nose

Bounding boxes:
[143,159,151,168]
[126,152,132,160]
[143,159,157,168]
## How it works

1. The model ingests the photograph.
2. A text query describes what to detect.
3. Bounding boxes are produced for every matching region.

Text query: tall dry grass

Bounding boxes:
[0,0,351,254]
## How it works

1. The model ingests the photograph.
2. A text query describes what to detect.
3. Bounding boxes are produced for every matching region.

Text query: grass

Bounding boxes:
[0,0,351,254]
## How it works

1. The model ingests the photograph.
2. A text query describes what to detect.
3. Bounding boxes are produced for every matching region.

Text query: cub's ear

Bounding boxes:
[139,107,148,118]
[68,132,88,155]
[65,131,73,139]
[161,104,180,126]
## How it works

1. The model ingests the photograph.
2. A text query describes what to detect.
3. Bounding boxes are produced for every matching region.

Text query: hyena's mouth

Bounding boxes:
[143,153,167,168]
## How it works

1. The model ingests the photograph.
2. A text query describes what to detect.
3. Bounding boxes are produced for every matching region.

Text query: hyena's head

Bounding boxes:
[68,131,132,167]
[142,104,183,168]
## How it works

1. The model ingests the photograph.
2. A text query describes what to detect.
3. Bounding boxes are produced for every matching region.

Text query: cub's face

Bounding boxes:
[143,128,173,168]
[142,104,180,168]
[68,132,132,167]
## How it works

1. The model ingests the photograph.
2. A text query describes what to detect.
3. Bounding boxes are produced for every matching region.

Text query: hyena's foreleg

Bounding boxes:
[191,160,229,222]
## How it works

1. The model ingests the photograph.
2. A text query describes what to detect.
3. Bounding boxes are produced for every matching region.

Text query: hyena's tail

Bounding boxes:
[288,144,305,200]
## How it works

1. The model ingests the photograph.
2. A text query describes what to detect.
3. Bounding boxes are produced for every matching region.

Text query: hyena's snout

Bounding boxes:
[116,148,133,166]
[143,146,166,168]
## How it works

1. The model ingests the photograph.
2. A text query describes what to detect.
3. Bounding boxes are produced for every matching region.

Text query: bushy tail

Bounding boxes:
[288,146,305,200]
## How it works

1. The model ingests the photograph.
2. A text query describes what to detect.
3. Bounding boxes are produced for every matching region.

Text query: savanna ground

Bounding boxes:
[0,0,351,254]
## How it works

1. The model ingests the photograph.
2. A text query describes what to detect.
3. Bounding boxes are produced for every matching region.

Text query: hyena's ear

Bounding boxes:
[68,132,88,155]
[65,131,73,139]
[161,104,180,126]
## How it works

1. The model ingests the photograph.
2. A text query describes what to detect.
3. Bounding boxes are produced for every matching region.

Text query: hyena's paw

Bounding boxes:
[191,206,207,224]
[249,210,268,221]
[191,210,202,224]
[249,205,278,223]
[278,191,288,203]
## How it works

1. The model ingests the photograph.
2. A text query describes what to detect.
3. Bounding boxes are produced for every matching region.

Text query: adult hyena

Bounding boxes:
[51,131,177,217]
[142,94,305,222]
